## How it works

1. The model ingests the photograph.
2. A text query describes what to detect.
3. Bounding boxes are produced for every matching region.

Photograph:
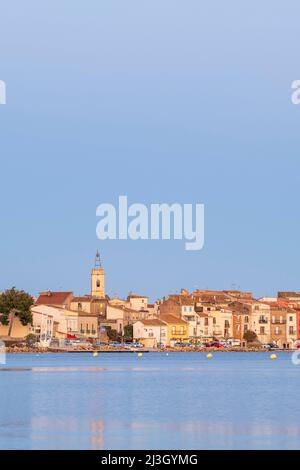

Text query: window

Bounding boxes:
[97,279,100,287]
[245,316,249,323]
[290,316,293,322]
[289,326,294,335]
[78,302,82,311]
[213,317,216,324]
[272,316,275,324]
[260,326,265,334]
[171,326,176,334]
[204,318,208,326]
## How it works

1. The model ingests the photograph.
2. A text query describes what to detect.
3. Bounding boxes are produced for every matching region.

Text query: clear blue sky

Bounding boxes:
[0,1,300,301]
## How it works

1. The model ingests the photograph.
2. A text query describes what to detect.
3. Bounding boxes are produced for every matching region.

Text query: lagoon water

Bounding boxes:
[0,352,300,450]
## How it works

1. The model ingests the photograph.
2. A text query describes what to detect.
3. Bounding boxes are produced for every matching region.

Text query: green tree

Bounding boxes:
[243,330,258,343]
[25,333,38,345]
[105,326,121,342]
[124,324,133,340]
[0,287,33,326]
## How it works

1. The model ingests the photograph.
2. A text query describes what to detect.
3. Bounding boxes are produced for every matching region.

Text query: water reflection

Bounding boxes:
[27,415,300,450]
[31,417,105,449]
[1,352,300,449]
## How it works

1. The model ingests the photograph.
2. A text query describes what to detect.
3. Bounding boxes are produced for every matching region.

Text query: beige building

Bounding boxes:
[91,250,105,298]
[31,305,68,344]
[108,297,126,306]
[106,303,149,334]
[286,309,297,348]
[159,295,233,341]
[30,307,54,345]
[146,303,159,319]
[64,309,79,335]
[70,296,91,313]
[231,300,271,344]
[68,253,107,321]
[127,295,148,311]
[196,313,215,341]
[195,304,232,340]
[181,309,201,339]
[133,319,167,347]
[78,312,98,338]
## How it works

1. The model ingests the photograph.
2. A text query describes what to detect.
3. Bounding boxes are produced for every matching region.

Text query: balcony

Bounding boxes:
[171,330,186,335]
[213,329,222,335]
[258,318,268,324]
[272,320,286,325]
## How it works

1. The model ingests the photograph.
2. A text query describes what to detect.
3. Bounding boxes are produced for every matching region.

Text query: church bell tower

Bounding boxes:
[91,250,105,298]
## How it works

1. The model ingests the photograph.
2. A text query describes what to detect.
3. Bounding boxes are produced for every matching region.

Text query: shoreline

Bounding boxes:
[4,346,296,354]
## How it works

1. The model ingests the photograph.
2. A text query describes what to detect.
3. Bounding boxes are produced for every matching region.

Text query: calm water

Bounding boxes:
[0,352,300,450]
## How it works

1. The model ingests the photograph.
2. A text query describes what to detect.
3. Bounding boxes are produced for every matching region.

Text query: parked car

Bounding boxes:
[109,341,123,348]
[263,342,279,349]
[67,339,82,345]
[205,341,224,348]
[122,341,143,349]
[131,342,144,348]
[226,339,241,347]
[96,341,108,347]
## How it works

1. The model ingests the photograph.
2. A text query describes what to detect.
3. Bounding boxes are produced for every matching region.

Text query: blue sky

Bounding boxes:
[0,1,300,301]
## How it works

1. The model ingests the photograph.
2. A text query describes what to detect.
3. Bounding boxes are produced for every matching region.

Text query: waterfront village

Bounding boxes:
[1,251,300,352]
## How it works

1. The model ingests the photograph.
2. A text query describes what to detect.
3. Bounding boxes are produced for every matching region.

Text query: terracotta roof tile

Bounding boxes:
[35,291,73,306]
[159,314,188,325]
[139,319,166,326]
